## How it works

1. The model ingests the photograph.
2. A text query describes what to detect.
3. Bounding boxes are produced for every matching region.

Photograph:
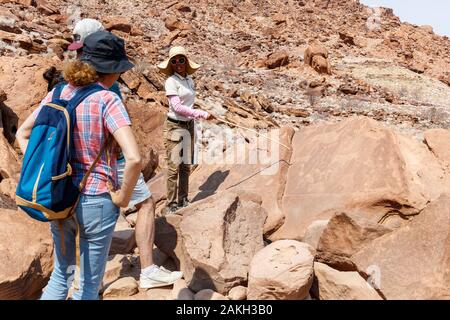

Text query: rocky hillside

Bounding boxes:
[0,0,449,300]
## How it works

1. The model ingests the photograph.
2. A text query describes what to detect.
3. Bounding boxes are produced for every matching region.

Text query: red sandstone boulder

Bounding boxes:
[272,116,448,240]
[180,191,267,294]
[247,240,315,300]
[0,56,54,124]
[351,195,450,300]
[189,126,294,236]
[0,210,53,299]
[312,262,382,300]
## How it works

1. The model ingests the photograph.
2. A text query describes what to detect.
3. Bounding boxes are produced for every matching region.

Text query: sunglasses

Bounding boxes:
[73,33,81,42]
[171,57,186,65]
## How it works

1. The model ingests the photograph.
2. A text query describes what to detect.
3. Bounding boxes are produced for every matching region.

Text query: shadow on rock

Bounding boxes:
[192,170,230,202]
[0,102,19,146]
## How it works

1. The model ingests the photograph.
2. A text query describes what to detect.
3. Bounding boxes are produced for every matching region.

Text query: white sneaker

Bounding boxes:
[159,266,182,275]
[139,266,183,289]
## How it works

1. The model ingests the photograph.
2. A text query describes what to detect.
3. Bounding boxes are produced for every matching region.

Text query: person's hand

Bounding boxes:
[207,113,222,124]
[205,113,217,121]
[107,180,127,208]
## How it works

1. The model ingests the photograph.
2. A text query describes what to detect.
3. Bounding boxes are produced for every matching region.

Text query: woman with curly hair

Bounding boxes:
[16,31,140,300]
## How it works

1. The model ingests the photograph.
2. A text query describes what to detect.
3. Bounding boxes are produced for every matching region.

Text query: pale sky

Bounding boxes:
[361,0,450,37]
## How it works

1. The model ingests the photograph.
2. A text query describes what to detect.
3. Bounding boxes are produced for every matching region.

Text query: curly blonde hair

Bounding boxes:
[63,60,99,86]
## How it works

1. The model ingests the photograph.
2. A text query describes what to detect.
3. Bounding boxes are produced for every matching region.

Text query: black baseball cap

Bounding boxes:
[80,31,134,74]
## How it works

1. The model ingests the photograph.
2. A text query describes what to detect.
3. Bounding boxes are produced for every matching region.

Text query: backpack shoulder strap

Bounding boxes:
[51,82,66,101]
[66,84,105,114]
[78,135,112,192]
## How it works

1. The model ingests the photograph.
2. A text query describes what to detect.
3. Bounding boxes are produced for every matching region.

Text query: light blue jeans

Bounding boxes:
[40,193,119,300]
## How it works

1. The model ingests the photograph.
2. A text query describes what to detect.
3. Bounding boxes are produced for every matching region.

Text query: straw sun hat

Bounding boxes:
[157,46,200,76]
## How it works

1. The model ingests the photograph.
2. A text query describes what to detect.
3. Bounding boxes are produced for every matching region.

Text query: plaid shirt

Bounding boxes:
[35,83,131,195]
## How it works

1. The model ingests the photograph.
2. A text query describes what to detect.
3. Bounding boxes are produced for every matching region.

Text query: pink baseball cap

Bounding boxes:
[68,18,105,51]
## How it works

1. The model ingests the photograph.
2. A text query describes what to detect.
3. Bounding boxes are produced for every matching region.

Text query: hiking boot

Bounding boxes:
[178,197,190,208]
[161,204,178,216]
[139,266,183,289]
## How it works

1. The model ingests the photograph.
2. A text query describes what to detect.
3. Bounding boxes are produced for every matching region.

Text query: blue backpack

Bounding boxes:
[16,83,108,222]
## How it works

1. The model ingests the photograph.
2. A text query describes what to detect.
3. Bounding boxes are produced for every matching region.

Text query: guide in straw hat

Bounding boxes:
[158,46,214,215]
